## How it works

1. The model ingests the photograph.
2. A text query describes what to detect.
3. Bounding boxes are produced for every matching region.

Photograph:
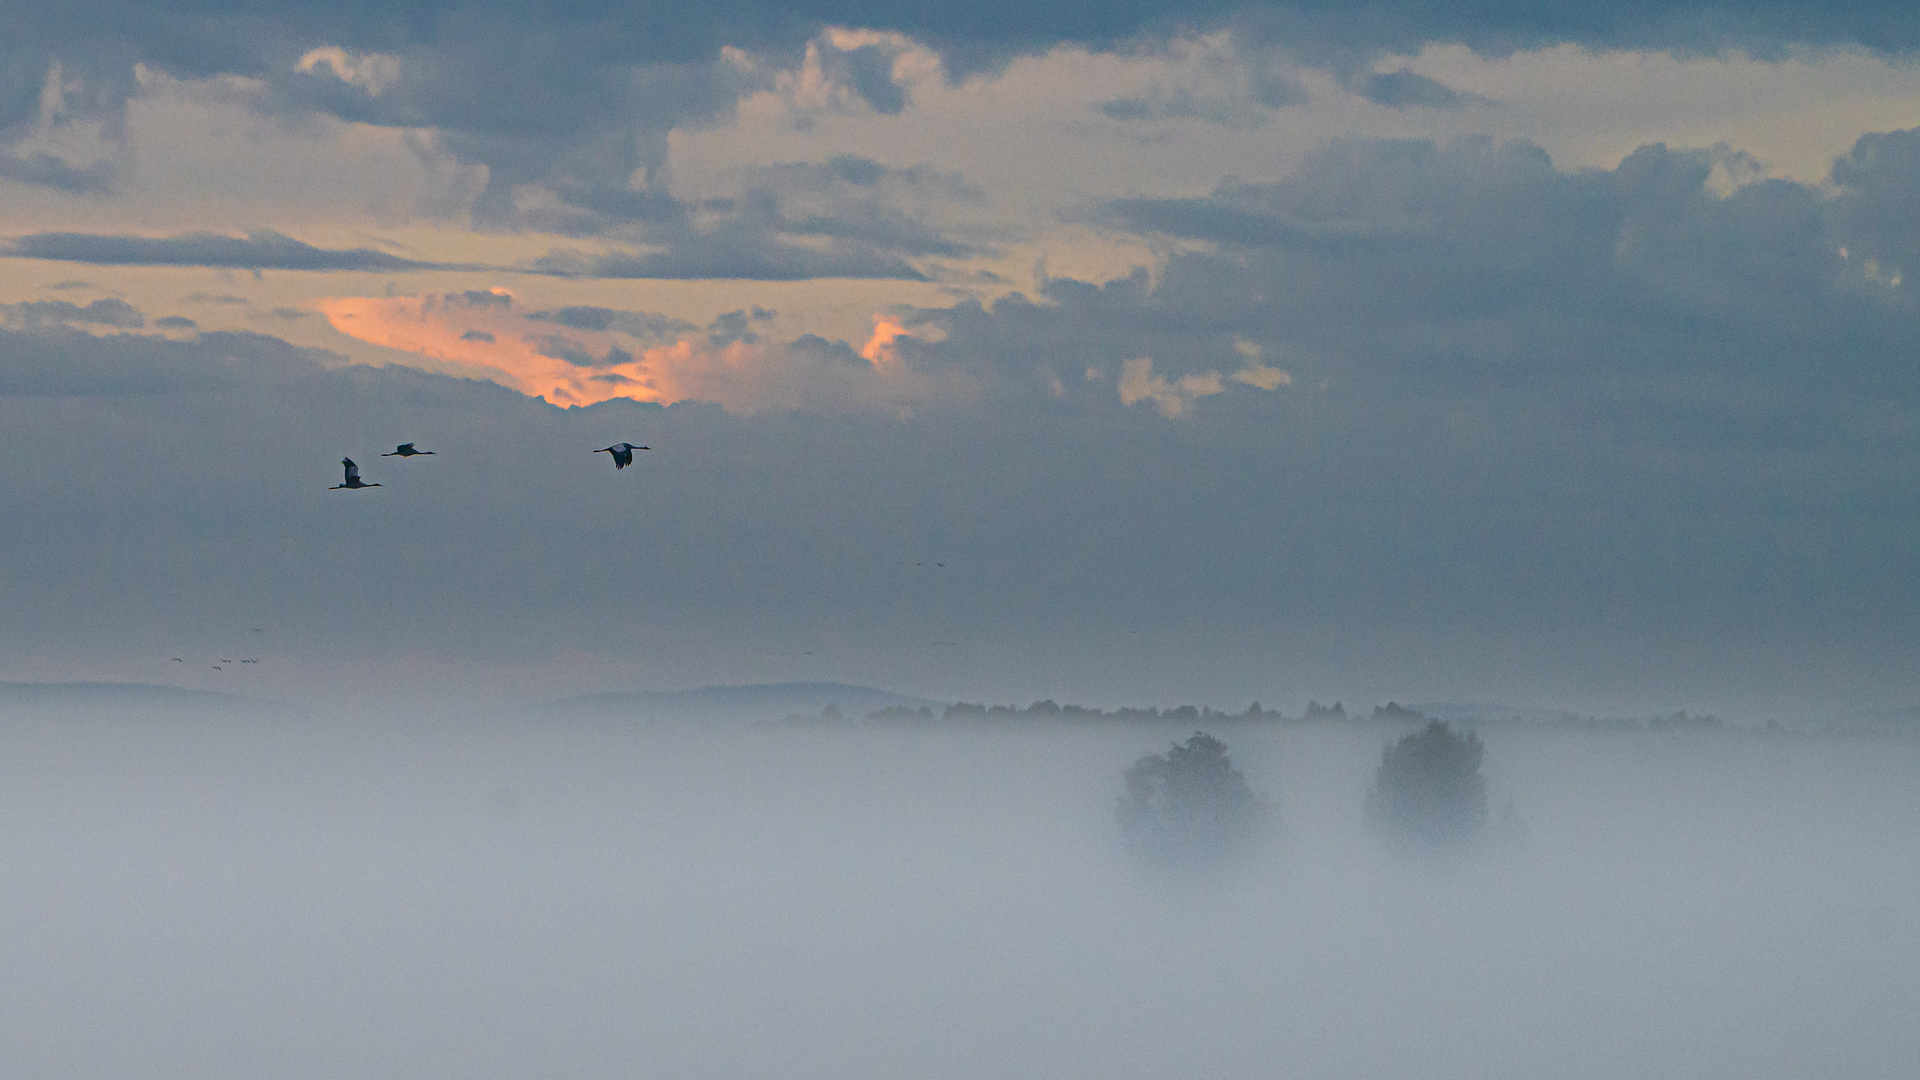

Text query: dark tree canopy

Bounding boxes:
[1117,731,1259,860]
[1366,720,1488,849]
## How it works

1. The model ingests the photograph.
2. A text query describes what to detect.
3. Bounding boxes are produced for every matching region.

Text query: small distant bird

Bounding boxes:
[595,443,650,469]
[330,458,381,489]
[382,443,434,457]
[171,657,183,663]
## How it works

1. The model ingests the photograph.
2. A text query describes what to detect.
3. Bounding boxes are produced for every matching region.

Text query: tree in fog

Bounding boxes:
[1365,721,1488,848]
[1117,732,1259,859]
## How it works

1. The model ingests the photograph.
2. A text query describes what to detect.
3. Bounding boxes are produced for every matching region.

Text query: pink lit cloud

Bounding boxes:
[318,290,969,413]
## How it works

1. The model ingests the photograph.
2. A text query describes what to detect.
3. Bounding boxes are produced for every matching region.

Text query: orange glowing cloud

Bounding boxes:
[318,292,968,413]
[860,315,911,363]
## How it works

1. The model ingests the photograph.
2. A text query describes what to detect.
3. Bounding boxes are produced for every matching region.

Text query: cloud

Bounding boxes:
[922,126,1920,443]
[526,306,700,341]
[1,297,144,329]
[317,289,970,411]
[1831,127,1920,288]
[513,153,990,279]
[1232,363,1290,390]
[737,29,936,122]
[0,325,324,397]
[1357,68,1496,109]
[4,230,466,272]
[1118,356,1224,416]
[531,242,931,282]
[706,308,774,347]
[153,315,197,330]
[5,0,1920,239]
[0,151,114,194]
[1097,34,1310,127]
[840,43,907,115]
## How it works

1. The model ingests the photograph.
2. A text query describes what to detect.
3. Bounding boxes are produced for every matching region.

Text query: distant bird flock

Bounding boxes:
[328,440,650,490]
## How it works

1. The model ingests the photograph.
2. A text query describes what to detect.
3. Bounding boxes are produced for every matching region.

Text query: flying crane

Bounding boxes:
[330,458,381,489]
[595,443,650,470]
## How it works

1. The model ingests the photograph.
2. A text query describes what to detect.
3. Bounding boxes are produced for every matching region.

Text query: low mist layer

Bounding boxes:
[1,709,1914,1079]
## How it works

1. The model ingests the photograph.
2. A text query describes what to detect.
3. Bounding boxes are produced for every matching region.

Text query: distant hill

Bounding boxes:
[0,681,302,717]
[1820,706,1920,734]
[1416,703,1598,726]
[527,682,943,725]
[1416,702,1733,730]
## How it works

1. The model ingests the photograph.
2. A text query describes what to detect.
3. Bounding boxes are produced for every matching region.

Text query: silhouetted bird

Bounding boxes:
[330,458,381,489]
[382,443,434,457]
[595,443,650,469]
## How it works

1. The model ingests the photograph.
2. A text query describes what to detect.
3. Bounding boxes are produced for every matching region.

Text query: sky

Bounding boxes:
[4,0,1920,715]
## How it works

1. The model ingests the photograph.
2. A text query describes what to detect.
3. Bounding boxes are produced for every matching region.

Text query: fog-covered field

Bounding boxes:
[2,710,1916,1079]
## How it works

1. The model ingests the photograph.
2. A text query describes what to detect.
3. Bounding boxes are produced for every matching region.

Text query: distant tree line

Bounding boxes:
[853,700,1723,731]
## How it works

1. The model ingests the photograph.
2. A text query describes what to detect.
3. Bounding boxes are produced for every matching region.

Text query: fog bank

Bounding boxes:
[2,711,1914,1078]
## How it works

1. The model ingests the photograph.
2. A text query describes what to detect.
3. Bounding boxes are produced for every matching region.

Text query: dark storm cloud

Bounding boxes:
[4,230,468,272]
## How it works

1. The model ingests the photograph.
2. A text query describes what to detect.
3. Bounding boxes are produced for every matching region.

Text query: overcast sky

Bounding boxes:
[4,0,1920,716]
